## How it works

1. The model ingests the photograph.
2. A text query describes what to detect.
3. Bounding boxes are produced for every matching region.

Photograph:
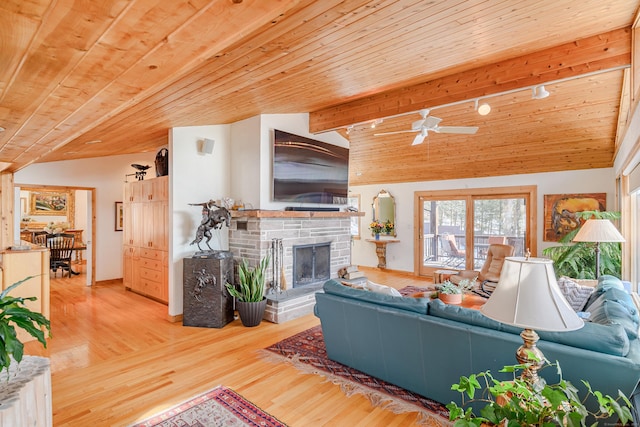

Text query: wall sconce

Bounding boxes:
[198,138,215,155]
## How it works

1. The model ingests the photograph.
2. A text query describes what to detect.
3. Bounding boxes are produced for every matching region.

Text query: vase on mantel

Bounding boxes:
[375,233,380,240]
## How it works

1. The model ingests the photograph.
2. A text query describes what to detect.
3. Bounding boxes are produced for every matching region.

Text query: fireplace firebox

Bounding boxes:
[292,242,331,288]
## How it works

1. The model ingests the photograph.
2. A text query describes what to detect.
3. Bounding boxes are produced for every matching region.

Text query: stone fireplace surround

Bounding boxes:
[228,210,361,322]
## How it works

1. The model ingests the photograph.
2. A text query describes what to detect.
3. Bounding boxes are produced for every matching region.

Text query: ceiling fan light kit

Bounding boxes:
[375,109,478,145]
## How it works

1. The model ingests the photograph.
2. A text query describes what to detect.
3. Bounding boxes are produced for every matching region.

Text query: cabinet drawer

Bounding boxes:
[139,267,162,282]
[140,248,164,260]
[140,278,167,302]
[139,258,162,271]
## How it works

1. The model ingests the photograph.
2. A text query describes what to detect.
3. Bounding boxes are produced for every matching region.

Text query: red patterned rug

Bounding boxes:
[262,286,450,427]
[130,385,287,427]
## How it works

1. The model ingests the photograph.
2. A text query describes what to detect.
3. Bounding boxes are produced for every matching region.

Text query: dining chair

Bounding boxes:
[32,231,49,246]
[47,233,76,277]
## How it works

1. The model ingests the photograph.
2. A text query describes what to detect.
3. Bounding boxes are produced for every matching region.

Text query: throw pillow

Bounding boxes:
[557,276,594,312]
[365,280,402,297]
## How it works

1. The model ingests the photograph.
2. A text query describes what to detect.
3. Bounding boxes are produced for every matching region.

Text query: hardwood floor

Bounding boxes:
[23,268,435,426]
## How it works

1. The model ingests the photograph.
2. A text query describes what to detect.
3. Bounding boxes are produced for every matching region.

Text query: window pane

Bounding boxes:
[423,199,466,268]
[473,198,526,268]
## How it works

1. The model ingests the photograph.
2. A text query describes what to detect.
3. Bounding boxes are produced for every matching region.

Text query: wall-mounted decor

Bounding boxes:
[30,190,73,217]
[543,193,606,242]
[115,201,123,231]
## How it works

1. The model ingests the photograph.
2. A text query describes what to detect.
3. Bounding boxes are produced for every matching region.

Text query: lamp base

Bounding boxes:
[516,328,546,388]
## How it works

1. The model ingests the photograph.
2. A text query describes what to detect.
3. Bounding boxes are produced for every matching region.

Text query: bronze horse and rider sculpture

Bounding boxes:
[189,200,231,251]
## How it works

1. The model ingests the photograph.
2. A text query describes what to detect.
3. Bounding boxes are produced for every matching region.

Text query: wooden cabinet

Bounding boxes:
[123,176,168,303]
[0,245,50,342]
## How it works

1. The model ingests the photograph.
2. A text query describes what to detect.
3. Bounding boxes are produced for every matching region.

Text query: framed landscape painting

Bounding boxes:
[30,190,72,216]
[543,193,606,242]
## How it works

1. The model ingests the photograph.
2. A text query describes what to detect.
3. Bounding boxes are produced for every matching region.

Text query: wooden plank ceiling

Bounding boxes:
[0,0,638,185]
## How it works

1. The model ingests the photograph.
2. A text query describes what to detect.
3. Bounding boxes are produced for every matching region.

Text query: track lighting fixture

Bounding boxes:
[337,65,625,134]
[532,85,550,99]
[474,99,491,116]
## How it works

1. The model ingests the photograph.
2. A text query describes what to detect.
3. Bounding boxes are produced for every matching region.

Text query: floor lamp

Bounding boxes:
[572,219,625,279]
[481,256,583,386]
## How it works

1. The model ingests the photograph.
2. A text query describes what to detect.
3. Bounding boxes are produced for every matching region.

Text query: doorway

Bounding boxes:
[15,184,96,286]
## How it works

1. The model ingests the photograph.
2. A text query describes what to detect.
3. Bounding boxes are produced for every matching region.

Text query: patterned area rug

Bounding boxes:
[130,385,287,427]
[262,286,451,427]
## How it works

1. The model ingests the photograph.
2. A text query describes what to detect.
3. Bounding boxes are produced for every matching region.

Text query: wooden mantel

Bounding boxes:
[230,210,364,219]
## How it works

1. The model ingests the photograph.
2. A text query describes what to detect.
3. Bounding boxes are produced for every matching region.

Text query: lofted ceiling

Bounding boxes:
[1,0,639,184]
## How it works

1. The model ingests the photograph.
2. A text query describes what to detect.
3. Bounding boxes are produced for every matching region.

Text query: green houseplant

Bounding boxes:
[0,276,51,374]
[225,255,270,327]
[446,360,633,426]
[435,279,476,304]
[543,211,622,279]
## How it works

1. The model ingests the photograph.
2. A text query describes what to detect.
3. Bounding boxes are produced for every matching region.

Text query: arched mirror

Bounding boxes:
[372,189,396,236]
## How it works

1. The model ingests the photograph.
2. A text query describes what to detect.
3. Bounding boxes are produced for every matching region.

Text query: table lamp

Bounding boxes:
[572,219,625,278]
[481,256,583,386]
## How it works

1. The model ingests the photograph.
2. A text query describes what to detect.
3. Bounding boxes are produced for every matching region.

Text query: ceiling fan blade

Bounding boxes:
[411,133,426,145]
[425,116,442,128]
[411,119,425,130]
[374,130,418,136]
[434,126,479,134]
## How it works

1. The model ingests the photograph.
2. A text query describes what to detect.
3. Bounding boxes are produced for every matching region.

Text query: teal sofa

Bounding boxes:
[314,276,640,423]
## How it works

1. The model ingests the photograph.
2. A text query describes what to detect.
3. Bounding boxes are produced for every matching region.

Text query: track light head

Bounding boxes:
[477,102,491,116]
[532,85,550,99]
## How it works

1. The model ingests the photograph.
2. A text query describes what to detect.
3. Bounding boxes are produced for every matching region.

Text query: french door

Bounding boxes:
[415,186,535,278]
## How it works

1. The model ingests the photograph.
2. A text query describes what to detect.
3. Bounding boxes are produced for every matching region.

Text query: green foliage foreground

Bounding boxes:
[0,276,51,374]
[447,360,632,427]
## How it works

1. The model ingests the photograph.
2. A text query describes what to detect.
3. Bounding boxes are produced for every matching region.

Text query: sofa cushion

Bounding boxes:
[428,298,630,357]
[323,280,429,314]
[365,280,403,296]
[585,290,639,340]
[557,276,594,311]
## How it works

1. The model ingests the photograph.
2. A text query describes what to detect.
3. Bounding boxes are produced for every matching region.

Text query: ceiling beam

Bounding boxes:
[309,28,632,133]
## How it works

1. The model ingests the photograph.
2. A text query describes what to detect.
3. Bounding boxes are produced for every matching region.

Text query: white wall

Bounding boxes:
[350,168,615,272]
[169,125,231,316]
[15,153,157,281]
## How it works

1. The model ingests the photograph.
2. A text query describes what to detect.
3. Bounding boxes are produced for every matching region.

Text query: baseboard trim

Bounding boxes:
[167,313,183,323]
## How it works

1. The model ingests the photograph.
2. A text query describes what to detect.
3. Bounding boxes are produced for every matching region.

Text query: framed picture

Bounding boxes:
[543,193,606,241]
[115,201,124,231]
[30,190,73,216]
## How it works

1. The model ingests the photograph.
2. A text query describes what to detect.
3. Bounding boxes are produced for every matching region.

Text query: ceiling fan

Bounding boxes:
[374,109,479,145]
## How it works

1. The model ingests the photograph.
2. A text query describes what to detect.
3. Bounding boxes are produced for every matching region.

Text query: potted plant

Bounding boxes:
[0,276,51,374]
[370,220,384,239]
[436,279,476,304]
[437,280,464,304]
[543,210,621,279]
[446,360,633,426]
[225,255,270,327]
[383,219,394,235]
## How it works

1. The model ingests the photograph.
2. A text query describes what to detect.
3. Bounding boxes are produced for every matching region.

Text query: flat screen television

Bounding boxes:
[273,130,348,204]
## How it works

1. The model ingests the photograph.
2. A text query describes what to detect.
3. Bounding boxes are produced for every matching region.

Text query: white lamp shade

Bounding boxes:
[481,257,583,332]
[573,219,625,243]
